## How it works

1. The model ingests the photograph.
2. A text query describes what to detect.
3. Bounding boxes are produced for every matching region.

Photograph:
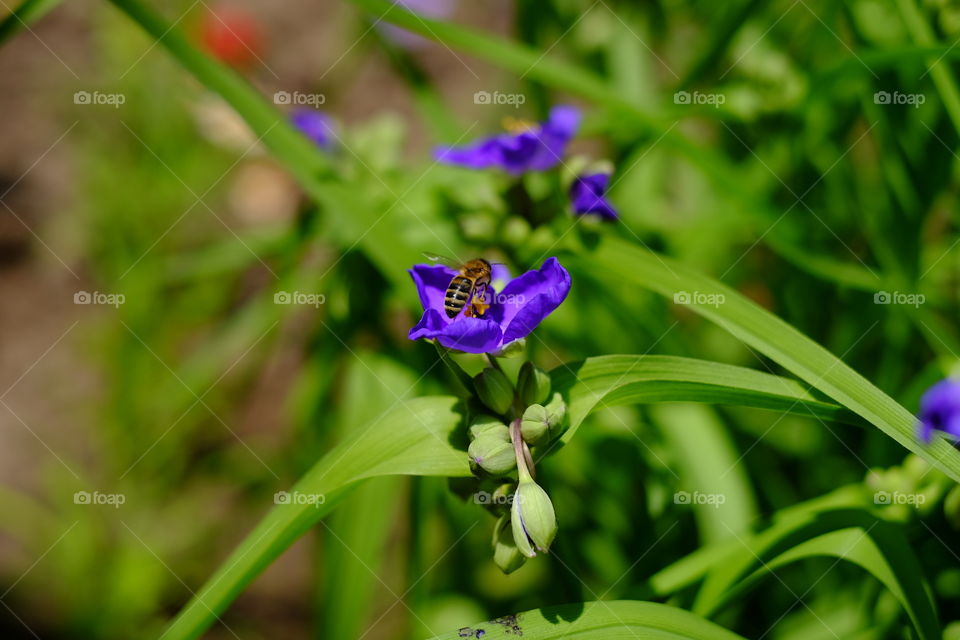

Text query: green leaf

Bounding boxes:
[161,396,469,640]
[645,485,869,598]
[551,354,857,443]
[649,404,758,544]
[0,0,62,45]
[568,235,960,482]
[426,600,747,640]
[693,509,940,640]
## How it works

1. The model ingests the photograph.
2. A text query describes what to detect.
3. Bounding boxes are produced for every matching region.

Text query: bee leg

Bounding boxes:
[470,285,490,317]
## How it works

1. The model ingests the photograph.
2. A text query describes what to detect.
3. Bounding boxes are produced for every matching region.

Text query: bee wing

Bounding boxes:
[422,252,462,268]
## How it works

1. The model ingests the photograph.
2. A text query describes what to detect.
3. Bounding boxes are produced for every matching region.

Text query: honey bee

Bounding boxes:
[424,253,494,318]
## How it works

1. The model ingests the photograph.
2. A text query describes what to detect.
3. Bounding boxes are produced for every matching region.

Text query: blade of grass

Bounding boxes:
[567,234,960,482]
[426,600,748,640]
[0,0,62,44]
[160,396,469,640]
[552,354,859,445]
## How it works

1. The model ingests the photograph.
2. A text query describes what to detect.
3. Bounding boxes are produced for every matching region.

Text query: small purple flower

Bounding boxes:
[408,258,571,354]
[291,108,334,150]
[570,172,618,220]
[918,378,960,442]
[435,106,581,175]
[378,0,455,49]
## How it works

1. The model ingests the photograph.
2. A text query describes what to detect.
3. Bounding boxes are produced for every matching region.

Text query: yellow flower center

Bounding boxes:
[502,117,537,134]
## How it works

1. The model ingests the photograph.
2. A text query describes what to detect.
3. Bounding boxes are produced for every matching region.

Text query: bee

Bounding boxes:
[424,253,494,318]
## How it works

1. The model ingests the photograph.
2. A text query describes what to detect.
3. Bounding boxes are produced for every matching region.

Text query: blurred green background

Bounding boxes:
[1,0,960,638]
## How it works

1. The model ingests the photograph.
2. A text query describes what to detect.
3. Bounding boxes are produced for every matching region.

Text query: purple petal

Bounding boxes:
[434,138,502,169]
[542,105,581,141]
[918,378,960,441]
[434,105,580,174]
[377,0,455,49]
[491,263,511,285]
[409,309,503,354]
[291,109,334,149]
[571,173,619,220]
[492,257,571,344]
[498,133,546,174]
[409,264,457,313]
[409,307,448,341]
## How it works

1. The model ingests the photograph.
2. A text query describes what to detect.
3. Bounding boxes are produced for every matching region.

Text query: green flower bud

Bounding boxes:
[511,478,557,557]
[493,338,526,358]
[474,368,514,415]
[517,362,551,406]
[469,415,509,441]
[520,404,550,445]
[519,394,567,445]
[545,392,567,423]
[468,434,517,475]
[492,515,527,574]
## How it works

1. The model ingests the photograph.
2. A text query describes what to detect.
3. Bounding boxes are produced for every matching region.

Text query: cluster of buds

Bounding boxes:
[467,360,567,573]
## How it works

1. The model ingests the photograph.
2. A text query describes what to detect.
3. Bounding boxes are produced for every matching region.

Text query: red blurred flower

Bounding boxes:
[198,7,263,70]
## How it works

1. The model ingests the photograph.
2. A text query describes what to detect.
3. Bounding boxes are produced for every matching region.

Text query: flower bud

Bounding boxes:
[468,434,517,475]
[520,394,567,445]
[517,361,551,406]
[474,368,514,415]
[469,415,509,441]
[520,404,550,444]
[492,515,527,574]
[511,478,557,557]
[493,338,526,358]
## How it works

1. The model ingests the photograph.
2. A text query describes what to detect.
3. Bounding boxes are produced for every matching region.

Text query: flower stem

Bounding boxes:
[510,418,536,481]
[485,352,505,373]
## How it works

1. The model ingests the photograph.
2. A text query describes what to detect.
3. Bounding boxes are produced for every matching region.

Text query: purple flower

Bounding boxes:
[435,106,581,175]
[570,172,618,220]
[291,108,334,150]
[408,258,571,354]
[918,378,960,442]
[378,0,455,49]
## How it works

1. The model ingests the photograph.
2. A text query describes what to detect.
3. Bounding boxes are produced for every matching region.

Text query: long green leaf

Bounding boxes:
[0,0,62,44]
[693,509,939,640]
[551,355,857,443]
[161,396,469,640]
[568,235,960,482]
[426,600,747,640]
[644,484,869,598]
[649,404,758,544]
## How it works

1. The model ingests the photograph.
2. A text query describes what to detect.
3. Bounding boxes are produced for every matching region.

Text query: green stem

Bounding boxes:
[510,418,535,481]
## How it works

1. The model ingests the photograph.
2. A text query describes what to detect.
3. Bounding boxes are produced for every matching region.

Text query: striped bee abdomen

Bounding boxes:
[444,275,475,318]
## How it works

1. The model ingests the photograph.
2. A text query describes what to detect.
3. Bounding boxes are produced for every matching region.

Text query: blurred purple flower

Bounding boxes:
[408,258,571,354]
[378,0,455,49]
[291,108,334,150]
[918,378,960,442]
[435,106,581,175]
[570,172,618,220]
